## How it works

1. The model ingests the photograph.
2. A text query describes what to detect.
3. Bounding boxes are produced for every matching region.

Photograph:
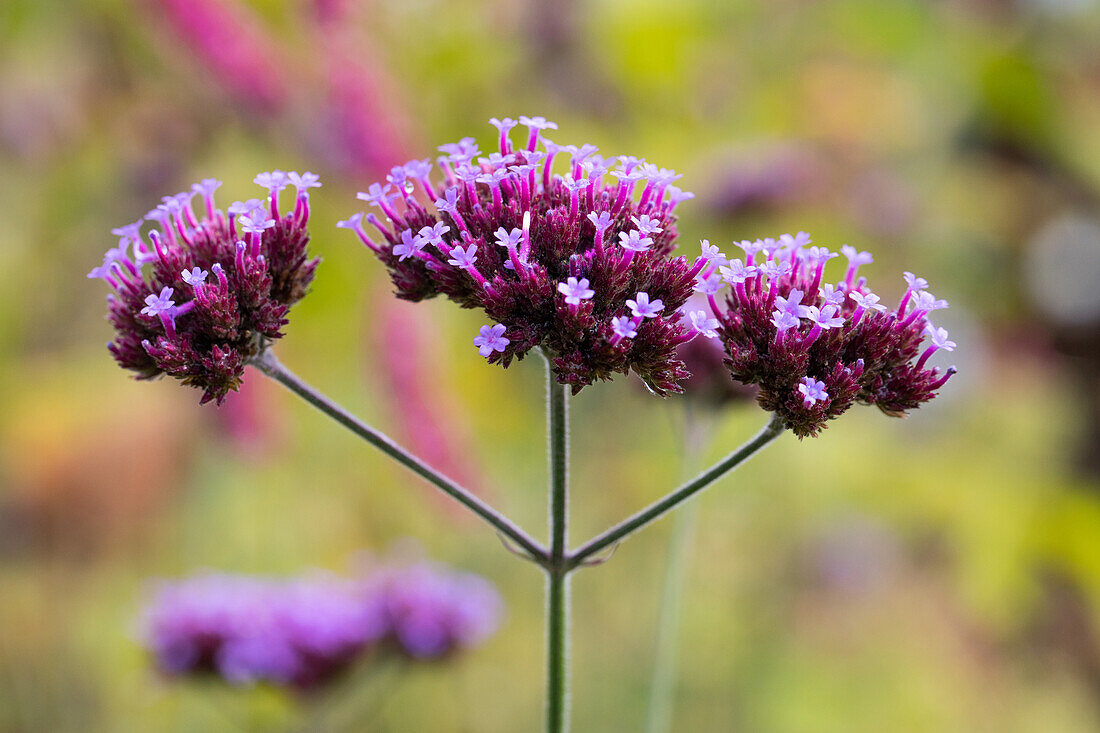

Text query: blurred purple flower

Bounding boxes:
[142,558,501,689]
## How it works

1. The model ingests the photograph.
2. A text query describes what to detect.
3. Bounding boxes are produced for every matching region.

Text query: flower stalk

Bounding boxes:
[250,349,548,563]
[545,357,571,732]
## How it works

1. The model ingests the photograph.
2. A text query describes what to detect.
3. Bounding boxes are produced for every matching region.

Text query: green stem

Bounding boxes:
[645,411,708,733]
[568,414,785,570]
[545,357,570,733]
[250,349,548,563]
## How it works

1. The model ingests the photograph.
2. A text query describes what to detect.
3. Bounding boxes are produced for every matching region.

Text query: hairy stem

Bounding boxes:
[545,358,571,733]
[568,414,785,570]
[250,349,548,563]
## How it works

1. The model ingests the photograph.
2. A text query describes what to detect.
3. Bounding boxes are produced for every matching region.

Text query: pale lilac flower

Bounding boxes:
[911,290,949,312]
[254,170,289,193]
[181,267,209,286]
[819,283,845,306]
[586,211,613,233]
[626,292,664,318]
[618,230,653,253]
[926,325,956,351]
[141,287,176,317]
[611,316,638,339]
[447,244,478,269]
[688,310,720,339]
[494,227,523,250]
[771,310,801,332]
[287,171,322,190]
[903,272,928,291]
[798,377,829,407]
[392,230,423,261]
[720,260,759,284]
[558,277,595,305]
[849,290,886,311]
[473,324,509,357]
[699,240,729,268]
[805,304,845,330]
[774,289,809,319]
[630,214,663,236]
[694,273,724,296]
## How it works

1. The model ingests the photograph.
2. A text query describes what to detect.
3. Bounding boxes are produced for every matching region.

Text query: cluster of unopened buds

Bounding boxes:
[142,560,501,690]
[88,171,321,404]
[339,117,954,431]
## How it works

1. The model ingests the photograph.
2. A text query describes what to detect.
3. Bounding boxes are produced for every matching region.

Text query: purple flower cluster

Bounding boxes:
[701,234,956,437]
[142,561,501,690]
[339,117,704,395]
[89,173,321,404]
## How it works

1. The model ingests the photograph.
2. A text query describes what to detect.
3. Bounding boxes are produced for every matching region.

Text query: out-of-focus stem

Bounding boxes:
[645,409,708,733]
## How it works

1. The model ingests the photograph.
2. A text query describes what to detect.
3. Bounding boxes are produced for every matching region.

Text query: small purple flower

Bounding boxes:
[237,210,276,234]
[759,259,793,281]
[849,290,886,312]
[694,273,724,296]
[903,271,928,292]
[557,277,595,305]
[181,267,208,287]
[925,325,956,351]
[254,170,289,193]
[586,211,613,232]
[112,219,144,243]
[611,316,638,339]
[447,244,478,269]
[798,377,829,407]
[771,309,801,332]
[141,287,176,317]
[473,324,509,357]
[626,292,664,319]
[805,304,845,330]
[494,227,524,250]
[841,244,873,268]
[911,290,949,312]
[287,171,322,190]
[392,230,424,262]
[630,214,663,236]
[688,310,720,339]
[699,240,729,268]
[436,187,460,214]
[618,230,653,253]
[720,260,759,284]
[819,284,845,306]
[519,115,557,132]
[774,289,808,319]
[358,182,396,208]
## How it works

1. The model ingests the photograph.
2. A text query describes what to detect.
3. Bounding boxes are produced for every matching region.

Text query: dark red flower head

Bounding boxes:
[339,117,707,395]
[89,173,321,404]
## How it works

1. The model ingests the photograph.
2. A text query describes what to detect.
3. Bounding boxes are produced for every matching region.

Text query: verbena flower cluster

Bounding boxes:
[339,116,705,395]
[699,234,956,437]
[142,560,501,690]
[89,173,321,404]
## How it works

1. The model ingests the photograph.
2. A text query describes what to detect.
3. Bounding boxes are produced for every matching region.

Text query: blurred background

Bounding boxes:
[3,0,1100,730]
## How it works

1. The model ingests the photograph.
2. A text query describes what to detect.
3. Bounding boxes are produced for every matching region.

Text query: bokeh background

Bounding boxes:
[3,0,1100,730]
